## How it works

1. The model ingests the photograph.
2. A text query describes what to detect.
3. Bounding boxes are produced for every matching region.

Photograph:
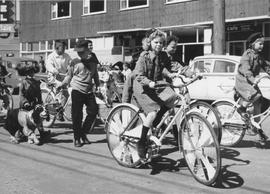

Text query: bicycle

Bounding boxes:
[159,76,222,144]
[40,81,72,127]
[212,74,270,146]
[0,73,13,118]
[105,75,221,186]
[40,77,117,129]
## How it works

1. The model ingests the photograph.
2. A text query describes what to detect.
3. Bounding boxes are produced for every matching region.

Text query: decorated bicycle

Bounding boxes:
[105,75,221,186]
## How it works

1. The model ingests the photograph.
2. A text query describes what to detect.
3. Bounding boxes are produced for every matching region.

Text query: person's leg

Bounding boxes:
[137,111,157,159]
[81,93,98,144]
[71,90,84,147]
[152,106,168,128]
[253,98,269,142]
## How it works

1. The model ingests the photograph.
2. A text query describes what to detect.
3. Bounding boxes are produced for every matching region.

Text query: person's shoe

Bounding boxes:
[137,140,147,160]
[258,129,269,143]
[81,135,91,144]
[74,139,82,147]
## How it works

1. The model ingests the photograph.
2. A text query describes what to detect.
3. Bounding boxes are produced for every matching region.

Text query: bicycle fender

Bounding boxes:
[211,99,239,107]
[108,103,146,121]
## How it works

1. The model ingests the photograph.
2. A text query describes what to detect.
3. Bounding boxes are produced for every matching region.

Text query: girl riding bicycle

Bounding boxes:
[235,32,270,143]
[133,29,178,159]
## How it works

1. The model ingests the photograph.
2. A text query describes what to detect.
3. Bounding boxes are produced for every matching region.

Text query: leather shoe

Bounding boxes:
[74,139,82,147]
[81,135,91,144]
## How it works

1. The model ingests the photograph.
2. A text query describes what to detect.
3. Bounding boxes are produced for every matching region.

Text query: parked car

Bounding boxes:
[1,57,39,95]
[187,54,270,101]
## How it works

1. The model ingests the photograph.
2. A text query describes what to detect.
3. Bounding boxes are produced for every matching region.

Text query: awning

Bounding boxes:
[97,28,149,35]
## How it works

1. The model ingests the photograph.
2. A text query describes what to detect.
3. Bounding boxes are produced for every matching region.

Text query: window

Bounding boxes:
[21,43,26,51]
[83,0,106,15]
[120,0,148,10]
[70,38,76,49]
[40,41,46,50]
[28,42,38,51]
[193,60,212,73]
[51,1,71,19]
[48,40,54,50]
[213,61,235,73]
[166,0,192,4]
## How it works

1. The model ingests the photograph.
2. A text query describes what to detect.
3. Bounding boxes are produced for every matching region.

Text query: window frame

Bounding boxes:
[120,0,149,11]
[83,0,107,16]
[165,0,192,5]
[51,1,72,20]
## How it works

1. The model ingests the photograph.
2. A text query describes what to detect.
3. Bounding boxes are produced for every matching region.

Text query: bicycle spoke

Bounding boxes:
[197,125,213,148]
[121,109,131,128]
[184,150,196,168]
[109,119,124,136]
[197,152,216,180]
[128,143,140,163]
[112,141,125,160]
[123,124,143,138]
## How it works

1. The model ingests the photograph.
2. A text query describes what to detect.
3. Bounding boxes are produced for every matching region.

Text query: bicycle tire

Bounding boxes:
[190,101,222,143]
[213,101,246,146]
[105,103,145,168]
[179,112,221,186]
[63,98,72,121]
[41,89,56,128]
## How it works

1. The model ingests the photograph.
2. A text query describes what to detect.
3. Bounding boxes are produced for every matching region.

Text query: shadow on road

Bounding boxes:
[214,147,249,189]
[235,139,270,149]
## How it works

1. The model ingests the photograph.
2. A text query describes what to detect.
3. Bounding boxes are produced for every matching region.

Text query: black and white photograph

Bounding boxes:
[0,0,270,193]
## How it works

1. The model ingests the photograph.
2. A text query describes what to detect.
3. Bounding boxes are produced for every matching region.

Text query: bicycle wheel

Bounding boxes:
[41,89,56,128]
[63,98,72,121]
[180,112,221,186]
[105,103,145,168]
[213,101,246,146]
[190,101,222,143]
[0,93,13,118]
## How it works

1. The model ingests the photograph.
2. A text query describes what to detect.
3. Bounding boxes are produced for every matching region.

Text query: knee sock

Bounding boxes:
[140,126,149,142]
[152,107,168,128]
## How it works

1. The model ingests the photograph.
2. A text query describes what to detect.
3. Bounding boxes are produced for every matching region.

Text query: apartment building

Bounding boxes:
[20,0,270,64]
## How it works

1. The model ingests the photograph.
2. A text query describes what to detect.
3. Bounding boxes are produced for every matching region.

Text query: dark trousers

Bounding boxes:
[71,90,98,139]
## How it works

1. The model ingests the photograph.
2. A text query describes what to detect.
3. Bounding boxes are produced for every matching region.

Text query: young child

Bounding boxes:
[10,61,50,144]
[235,32,270,144]
[132,29,177,159]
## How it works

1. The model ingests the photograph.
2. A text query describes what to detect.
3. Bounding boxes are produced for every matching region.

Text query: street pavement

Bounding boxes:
[0,97,270,193]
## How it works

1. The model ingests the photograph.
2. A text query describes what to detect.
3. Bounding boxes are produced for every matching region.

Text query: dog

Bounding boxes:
[4,104,49,145]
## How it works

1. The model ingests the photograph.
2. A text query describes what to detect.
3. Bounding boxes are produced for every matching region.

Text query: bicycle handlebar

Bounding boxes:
[154,75,202,89]
[253,74,270,87]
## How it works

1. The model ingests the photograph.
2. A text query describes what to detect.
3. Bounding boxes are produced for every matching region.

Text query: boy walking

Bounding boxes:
[58,40,100,147]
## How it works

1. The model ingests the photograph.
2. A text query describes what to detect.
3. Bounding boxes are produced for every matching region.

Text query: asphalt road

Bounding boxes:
[0,96,270,193]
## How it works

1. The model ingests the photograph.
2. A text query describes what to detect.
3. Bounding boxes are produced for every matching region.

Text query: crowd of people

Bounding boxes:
[2,29,270,160]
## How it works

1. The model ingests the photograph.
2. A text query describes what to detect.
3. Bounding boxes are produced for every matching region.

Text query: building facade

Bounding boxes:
[20,0,270,64]
[0,0,20,57]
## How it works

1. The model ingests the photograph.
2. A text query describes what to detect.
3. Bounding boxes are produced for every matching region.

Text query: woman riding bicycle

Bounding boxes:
[133,29,178,160]
[235,32,270,143]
